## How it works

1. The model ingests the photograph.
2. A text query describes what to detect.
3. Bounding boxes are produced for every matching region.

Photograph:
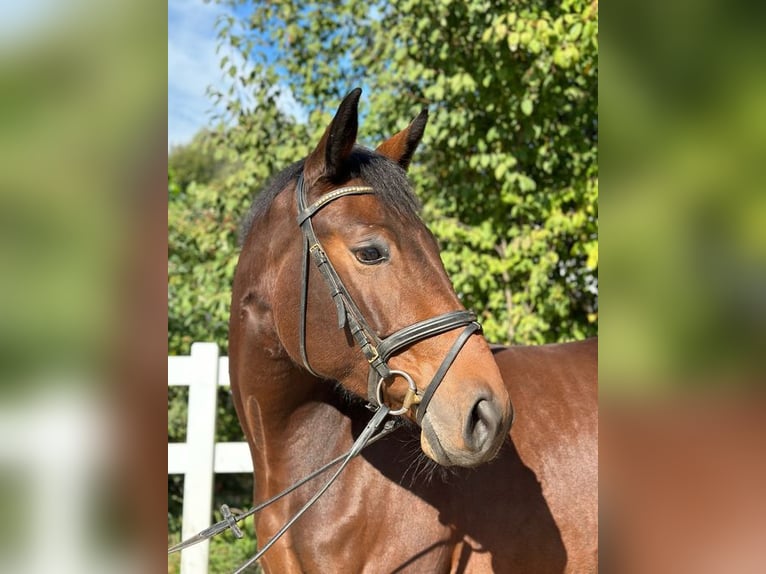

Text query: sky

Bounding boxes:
[167,0,228,148]
[168,0,307,150]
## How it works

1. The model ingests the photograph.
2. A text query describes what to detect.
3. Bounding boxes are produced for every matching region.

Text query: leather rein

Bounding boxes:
[169,173,483,571]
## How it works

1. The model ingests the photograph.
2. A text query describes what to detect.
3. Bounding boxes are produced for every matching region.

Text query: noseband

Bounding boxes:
[296,173,481,423]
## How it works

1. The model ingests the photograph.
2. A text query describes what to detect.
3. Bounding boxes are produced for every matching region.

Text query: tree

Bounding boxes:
[209,0,598,344]
[168,137,250,546]
[169,131,228,191]
[168,154,236,354]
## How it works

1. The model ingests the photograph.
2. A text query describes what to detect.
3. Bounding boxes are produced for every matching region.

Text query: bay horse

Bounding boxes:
[229,89,597,573]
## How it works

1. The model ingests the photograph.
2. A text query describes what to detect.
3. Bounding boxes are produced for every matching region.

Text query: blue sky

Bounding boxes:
[168,0,228,148]
[168,0,307,149]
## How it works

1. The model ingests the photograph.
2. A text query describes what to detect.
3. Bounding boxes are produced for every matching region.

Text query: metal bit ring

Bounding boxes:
[376,370,420,416]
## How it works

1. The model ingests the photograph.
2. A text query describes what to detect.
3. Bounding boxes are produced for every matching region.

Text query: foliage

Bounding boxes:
[169,131,229,192]
[168,525,260,574]
[168,133,251,545]
[168,137,239,354]
[206,0,599,344]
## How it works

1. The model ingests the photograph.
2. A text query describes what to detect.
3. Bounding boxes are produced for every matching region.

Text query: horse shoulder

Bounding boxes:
[493,339,598,572]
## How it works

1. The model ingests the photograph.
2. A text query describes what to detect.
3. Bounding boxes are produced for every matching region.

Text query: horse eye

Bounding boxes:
[354,246,387,265]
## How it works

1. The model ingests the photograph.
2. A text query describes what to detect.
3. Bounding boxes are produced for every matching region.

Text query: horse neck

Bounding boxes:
[231,191,364,485]
[230,287,354,489]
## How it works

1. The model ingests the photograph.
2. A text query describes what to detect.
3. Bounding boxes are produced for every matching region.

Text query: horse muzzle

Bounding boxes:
[420,391,511,467]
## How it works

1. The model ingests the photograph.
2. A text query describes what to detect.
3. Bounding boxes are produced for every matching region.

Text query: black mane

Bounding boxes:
[239,146,422,245]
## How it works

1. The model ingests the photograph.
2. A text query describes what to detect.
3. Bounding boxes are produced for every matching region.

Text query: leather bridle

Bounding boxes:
[168,172,488,570]
[296,173,481,423]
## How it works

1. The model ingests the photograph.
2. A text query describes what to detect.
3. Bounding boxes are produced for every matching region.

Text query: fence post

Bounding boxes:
[180,342,220,574]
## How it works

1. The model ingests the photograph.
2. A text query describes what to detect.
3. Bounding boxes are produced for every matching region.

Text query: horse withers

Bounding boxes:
[228,89,597,572]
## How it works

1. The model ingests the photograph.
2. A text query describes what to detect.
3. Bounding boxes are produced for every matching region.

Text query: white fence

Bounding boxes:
[169,342,252,574]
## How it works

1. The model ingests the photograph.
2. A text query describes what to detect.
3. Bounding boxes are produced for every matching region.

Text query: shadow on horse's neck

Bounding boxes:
[250,356,567,571]
[337,388,568,572]
[348,384,564,536]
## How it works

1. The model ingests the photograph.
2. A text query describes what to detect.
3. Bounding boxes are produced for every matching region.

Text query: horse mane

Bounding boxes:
[239,146,422,245]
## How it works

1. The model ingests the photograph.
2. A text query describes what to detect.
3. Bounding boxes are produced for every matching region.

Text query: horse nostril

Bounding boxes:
[464,398,500,452]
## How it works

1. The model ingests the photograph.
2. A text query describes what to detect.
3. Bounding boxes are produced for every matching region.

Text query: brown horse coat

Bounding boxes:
[228,338,597,573]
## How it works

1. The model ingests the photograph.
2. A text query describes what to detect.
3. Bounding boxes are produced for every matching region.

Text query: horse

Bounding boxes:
[228,88,598,573]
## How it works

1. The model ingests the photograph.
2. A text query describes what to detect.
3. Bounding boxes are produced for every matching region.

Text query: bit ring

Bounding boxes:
[376,370,420,416]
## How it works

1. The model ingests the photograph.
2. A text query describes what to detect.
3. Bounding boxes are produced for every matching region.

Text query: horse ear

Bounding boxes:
[376,108,428,171]
[304,88,361,185]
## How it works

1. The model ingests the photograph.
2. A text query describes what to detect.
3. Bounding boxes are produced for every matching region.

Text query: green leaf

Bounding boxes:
[521,98,533,116]
[568,22,583,41]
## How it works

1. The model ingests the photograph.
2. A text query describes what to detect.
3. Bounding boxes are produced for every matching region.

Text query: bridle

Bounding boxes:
[168,172,487,571]
[296,172,481,423]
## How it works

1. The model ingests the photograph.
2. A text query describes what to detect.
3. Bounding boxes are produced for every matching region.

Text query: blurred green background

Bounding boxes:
[1,0,164,392]
[1,1,166,573]
[601,0,766,392]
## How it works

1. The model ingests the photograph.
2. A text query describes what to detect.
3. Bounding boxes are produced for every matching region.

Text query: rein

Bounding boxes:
[168,406,402,565]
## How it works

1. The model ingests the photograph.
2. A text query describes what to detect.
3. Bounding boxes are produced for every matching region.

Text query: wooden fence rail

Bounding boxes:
[169,342,252,574]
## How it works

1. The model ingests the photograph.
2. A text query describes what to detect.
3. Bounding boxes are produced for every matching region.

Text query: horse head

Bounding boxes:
[239,89,512,467]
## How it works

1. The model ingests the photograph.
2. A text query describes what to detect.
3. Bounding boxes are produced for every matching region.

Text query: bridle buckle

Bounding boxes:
[366,345,380,364]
